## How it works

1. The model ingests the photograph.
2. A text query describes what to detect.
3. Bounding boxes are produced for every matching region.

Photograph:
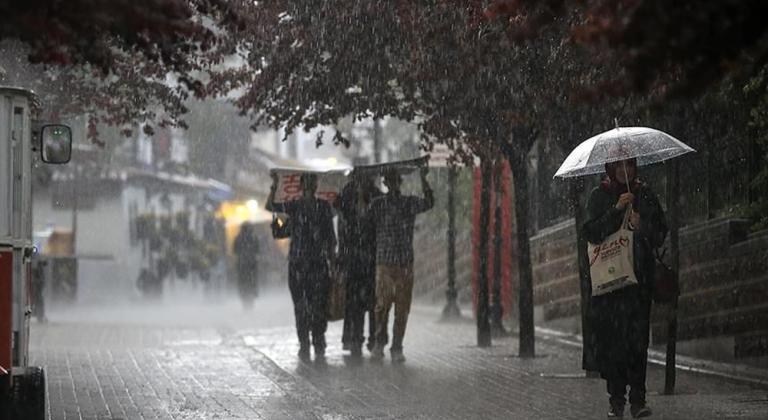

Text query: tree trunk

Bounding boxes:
[477,159,492,347]
[510,158,535,358]
[442,166,461,320]
[491,162,506,335]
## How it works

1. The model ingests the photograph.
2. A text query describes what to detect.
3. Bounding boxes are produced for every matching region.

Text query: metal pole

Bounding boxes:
[441,166,461,321]
[373,118,382,164]
[71,164,78,254]
[664,161,680,394]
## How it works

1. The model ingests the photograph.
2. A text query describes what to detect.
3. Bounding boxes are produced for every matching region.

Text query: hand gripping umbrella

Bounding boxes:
[553,126,696,183]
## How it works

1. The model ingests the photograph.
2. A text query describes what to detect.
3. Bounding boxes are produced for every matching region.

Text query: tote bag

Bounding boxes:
[588,208,638,296]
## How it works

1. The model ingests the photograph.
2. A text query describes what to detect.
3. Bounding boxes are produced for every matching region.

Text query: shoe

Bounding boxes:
[390,350,406,364]
[370,344,384,361]
[314,345,325,357]
[607,404,624,418]
[298,347,310,361]
[350,346,363,358]
[630,405,651,418]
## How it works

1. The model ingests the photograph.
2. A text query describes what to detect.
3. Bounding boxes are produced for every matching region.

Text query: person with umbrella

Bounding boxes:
[555,126,694,418]
[583,157,666,418]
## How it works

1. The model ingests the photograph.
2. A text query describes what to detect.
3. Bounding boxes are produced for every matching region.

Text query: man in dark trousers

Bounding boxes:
[267,173,336,360]
[369,165,434,363]
[335,171,382,357]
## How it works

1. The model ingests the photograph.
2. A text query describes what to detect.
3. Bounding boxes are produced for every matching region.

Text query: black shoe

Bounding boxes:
[370,344,385,361]
[608,405,624,418]
[630,405,652,418]
[298,347,310,361]
[350,345,363,358]
[314,345,325,357]
[390,349,406,364]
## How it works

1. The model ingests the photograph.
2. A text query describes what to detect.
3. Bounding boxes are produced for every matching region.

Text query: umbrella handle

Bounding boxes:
[621,205,634,230]
[623,160,631,194]
[621,160,635,230]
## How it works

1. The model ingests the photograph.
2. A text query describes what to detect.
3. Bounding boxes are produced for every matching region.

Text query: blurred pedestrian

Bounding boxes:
[267,173,336,361]
[31,258,47,323]
[233,222,260,309]
[369,166,434,363]
[335,171,382,357]
[583,158,667,418]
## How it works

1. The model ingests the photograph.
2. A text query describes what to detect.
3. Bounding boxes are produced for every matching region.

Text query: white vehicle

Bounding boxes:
[0,86,71,419]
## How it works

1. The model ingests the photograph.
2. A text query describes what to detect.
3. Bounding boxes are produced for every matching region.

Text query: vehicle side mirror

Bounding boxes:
[40,124,72,164]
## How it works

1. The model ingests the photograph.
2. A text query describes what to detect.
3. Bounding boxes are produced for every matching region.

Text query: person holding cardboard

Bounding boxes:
[368,166,434,363]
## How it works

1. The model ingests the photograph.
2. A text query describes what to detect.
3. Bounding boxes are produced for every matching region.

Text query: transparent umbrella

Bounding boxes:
[553,126,696,179]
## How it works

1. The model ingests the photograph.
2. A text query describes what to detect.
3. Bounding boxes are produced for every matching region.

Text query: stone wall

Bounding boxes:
[656,219,768,349]
[530,219,581,324]
[528,216,768,361]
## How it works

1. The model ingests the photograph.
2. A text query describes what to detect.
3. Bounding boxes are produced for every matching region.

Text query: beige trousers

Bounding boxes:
[374,264,414,351]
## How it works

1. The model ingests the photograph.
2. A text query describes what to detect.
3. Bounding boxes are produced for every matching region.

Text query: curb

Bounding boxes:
[413,303,768,389]
[535,326,768,390]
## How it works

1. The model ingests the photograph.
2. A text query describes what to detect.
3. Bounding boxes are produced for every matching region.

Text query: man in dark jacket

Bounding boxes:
[335,172,382,357]
[583,158,667,419]
[267,173,337,361]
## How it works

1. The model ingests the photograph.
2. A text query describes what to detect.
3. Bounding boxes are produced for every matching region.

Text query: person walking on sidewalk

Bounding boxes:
[583,158,667,419]
[335,171,383,357]
[233,222,260,309]
[267,173,337,361]
[368,166,434,363]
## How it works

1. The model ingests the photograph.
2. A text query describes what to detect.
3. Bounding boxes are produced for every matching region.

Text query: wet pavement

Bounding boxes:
[31,289,768,420]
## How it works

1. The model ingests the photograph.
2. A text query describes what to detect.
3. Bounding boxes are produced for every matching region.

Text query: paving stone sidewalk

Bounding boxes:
[242,307,768,420]
[29,295,768,420]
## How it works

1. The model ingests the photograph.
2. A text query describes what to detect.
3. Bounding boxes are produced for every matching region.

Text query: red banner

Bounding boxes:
[471,162,517,318]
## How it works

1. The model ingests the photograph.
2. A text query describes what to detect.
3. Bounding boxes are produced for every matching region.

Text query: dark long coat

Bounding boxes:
[234,226,259,295]
[335,182,381,309]
[582,182,667,377]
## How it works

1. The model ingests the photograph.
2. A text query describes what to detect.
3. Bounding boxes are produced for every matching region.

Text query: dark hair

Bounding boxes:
[240,222,254,235]
[604,158,637,182]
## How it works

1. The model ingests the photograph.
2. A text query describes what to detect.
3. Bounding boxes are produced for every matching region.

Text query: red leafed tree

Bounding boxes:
[485,0,768,98]
[214,0,616,355]
[0,0,239,135]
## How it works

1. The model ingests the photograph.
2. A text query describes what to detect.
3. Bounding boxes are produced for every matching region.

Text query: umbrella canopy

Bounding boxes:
[553,127,696,179]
